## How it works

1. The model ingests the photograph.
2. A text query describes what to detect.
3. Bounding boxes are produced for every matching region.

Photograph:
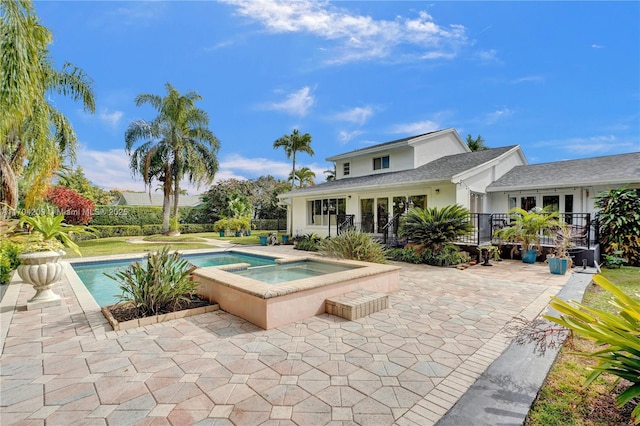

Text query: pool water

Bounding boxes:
[72,251,275,307]
[233,261,360,284]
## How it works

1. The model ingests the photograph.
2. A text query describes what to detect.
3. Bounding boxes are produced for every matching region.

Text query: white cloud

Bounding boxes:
[475,49,499,63]
[511,75,545,84]
[222,0,467,64]
[534,135,635,155]
[333,106,373,125]
[265,86,314,116]
[389,119,440,135]
[338,130,364,143]
[485,107,513,124]
[592,44,604,49]
[98,109,124,128]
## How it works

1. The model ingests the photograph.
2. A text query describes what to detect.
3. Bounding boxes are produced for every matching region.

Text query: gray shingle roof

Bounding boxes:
[486,152,640,192]
[115,193,202,207]
[284,146,518,196]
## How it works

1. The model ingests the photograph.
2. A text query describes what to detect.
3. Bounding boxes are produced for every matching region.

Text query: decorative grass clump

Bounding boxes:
[106,247,199,318]
[319,229,386,263]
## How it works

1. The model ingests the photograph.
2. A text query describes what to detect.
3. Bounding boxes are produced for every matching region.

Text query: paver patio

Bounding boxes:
[0,245,570,425]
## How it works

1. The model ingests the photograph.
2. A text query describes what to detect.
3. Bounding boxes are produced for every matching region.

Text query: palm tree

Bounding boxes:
[273,129,314,189]
[1,0,95,215]
[466,134,488,151]
[324,165,336,182]
[125,83,219,233]
[290,167,316,188]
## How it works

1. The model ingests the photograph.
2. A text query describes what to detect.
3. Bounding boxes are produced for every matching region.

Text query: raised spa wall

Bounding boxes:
[191,256,401,330]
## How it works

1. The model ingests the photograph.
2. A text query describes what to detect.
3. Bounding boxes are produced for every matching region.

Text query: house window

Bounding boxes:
[543,195,560,212]
[343,162,350,176]
[373,156,389,170]
[307,198,346,226]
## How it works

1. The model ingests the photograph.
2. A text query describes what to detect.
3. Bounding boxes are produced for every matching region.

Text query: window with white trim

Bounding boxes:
[343,162,350,176]
[373,156,389,170]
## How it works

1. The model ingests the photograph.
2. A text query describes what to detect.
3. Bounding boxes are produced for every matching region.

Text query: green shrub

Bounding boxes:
[89,205,163,226]
[385,246,424,264]
[544,274,640,423]
[179,223,214,234]
[385,244,469,267]
[106,247,199,317]
[142,224,163,236]
[294,234,322,252]
[398,205,473,255]
[0,241,21,284]
[318,229,386,263]
[595,188,640,266]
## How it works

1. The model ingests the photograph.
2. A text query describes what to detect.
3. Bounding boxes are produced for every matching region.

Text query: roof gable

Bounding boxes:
[282,146,519,197]
[326,128,466,162]
[116,193,202,207]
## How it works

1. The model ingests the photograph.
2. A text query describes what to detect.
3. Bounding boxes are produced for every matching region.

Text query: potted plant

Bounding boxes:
[17,214,94,307]
[546,223,575,275]
[213,218,230,237]
[477,244,500,266]
[494,207,559,263]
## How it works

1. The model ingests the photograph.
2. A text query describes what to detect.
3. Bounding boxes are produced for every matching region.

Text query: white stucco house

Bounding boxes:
[277,128,640,263]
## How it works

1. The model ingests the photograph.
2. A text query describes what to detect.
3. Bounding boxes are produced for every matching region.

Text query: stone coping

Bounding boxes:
[101,303,220,331]
[192,256,401,299]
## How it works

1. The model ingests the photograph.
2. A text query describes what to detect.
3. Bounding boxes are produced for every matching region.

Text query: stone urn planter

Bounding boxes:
[17,250,65,307]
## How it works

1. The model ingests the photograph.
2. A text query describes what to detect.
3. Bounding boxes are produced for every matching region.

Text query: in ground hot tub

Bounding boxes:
[192,253,400,329]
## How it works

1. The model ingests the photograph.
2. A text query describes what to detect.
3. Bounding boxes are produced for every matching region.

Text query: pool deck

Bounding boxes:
[1,245,575,425]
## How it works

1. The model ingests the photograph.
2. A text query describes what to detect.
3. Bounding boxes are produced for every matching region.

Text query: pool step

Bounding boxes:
[325,290,389,321]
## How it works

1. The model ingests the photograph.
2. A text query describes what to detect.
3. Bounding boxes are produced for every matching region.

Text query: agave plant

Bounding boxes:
[398,204,473,255]
[19,213,95,256]
[544,274,640,423]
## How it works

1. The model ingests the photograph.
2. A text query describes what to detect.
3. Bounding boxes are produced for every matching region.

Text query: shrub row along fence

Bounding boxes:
[79,206,286,239]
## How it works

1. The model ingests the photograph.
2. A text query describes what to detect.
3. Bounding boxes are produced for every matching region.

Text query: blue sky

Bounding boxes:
[36,1,639,194]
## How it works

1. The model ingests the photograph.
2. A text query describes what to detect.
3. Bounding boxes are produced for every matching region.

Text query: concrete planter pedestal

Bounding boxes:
[17,250,65,309]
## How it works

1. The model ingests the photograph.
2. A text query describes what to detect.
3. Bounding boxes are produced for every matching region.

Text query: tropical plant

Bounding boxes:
[398,205,473,255]
[544,274,640,423]
[494,206,559,256]
[466,134,488,151]
[294,233,321,252]
[106,247,198,318]
[595,188,640,266]
[0,239,21,284]
[324,165,336,182]
[318,229,386,263]
[1,0,96,213]
[212,218,230,233]
[46,186,94,225]
[125,83,220,233]
[19,213,94,256]
[289,167,316,188]
[273,129,314,189]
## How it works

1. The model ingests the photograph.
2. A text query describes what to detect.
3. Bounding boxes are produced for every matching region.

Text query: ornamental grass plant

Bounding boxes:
[106,247,199,318]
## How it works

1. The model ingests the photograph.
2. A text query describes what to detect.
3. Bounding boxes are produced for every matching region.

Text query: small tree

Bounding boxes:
[595,188,640,266]
[46,186,94,225]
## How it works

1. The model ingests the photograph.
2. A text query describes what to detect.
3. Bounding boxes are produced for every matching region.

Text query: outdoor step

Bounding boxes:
[325,289,389,321]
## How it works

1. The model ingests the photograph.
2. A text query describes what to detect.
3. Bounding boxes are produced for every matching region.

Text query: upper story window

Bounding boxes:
[343,162,350,176]
[373,155,389,170]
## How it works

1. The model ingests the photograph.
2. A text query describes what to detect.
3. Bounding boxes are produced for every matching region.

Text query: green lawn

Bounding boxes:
[66,236,214,259]
[525,266,640,425]
[65,230,282,259]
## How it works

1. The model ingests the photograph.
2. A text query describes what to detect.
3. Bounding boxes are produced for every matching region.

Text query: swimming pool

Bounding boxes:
[72,251,276,306]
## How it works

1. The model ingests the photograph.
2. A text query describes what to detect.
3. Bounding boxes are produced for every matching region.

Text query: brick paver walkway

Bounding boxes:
[0,247,570,425]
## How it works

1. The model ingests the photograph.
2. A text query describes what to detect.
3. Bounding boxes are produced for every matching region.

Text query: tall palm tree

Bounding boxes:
[290,167,316,188]
[125,83,219,233]
[1,0,95,215]
[466,134,488,152]
[273,129,314,189]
